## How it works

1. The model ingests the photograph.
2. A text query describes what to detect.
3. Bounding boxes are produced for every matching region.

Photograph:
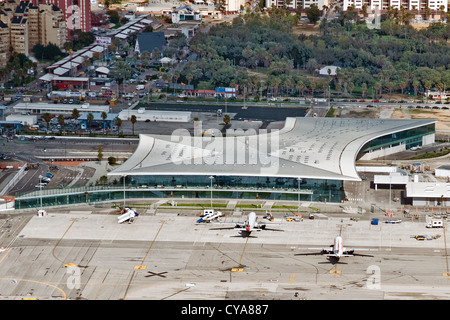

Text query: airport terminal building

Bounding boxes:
[13,117,437,209]
[105,117,437,203]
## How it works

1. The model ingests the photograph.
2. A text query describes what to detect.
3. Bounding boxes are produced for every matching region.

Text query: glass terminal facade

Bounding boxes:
[14,177,344,209]
[358,124,435,155]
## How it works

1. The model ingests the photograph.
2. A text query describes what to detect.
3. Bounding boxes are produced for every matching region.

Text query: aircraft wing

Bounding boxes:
[344,247,378,252]
[295,247,333,255]
[307,247,333,251]
[257,226,284,232]
[210,222,245,230]
[343,247,377,257]
[210,226,239,230]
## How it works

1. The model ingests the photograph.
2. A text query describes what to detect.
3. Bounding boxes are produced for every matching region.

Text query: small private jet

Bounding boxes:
[211,211,283,236]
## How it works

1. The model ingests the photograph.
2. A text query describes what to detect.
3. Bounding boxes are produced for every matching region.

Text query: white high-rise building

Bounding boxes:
[226,0,246,11]
[266,0,329,10]
[342,0,447,11]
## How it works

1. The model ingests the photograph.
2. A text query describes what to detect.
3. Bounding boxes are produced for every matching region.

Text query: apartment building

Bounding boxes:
[0,21,9,68]
[39,4,66,48]
[342,0,447,11]
[265,0,329,10]
[0,0,67,68]
[10,15,28,55]
[35,0,91,37]
[267,0,446,11]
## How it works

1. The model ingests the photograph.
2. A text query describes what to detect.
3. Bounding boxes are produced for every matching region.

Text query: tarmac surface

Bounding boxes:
[0,202,449,300]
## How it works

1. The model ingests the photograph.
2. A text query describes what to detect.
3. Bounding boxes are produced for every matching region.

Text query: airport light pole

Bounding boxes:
[123,175,126,209]
[39,175,43,208]
[389,174,391,214]
[297,178,302,214]
[209,176,214,210]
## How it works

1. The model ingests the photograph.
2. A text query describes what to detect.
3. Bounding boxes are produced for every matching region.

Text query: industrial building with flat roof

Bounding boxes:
[13,102,110,115]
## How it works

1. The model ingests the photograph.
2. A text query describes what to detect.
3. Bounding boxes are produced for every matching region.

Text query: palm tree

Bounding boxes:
[43,112,52,132]
[130,115,137,136]
[87,113,94,133]
[57,114,65,135]
[361,83,368,98]
[101,111,107,133]
[297,80,306,97]
[115,117,122,134]
[72,108,80,121]
[223,114,231,126]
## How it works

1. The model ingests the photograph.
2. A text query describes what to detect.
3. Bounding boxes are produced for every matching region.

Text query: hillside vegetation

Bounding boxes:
[180,8,450,99]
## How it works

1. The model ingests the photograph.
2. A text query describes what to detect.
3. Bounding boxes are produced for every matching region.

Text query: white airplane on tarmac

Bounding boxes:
[296,226,376,263]
[211,211,283,236]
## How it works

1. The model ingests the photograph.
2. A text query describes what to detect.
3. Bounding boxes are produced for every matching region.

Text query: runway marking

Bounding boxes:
[140,220,166,267]
[236,236,249,269]
[145,271,167,278]
[290,273,295,283]
[0,248,12,265]
[0,278,67,300]
[122,220,166,300]
[52,218,78,267]
[330,264,341,275]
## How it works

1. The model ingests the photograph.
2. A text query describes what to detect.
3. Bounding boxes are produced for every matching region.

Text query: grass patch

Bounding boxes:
[409,149,450,160]
[235,204,263,208]
[271,205,298,209]
[159,203,227,207]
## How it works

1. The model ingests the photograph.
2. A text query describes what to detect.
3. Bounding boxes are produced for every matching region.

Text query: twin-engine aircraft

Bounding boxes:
[211,211,283,236]
[296,226,377,263]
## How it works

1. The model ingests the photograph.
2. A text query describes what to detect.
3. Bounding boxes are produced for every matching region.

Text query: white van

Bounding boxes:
[136,84,145,91]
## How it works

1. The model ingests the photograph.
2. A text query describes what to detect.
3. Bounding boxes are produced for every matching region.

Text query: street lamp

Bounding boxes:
[123,175,127,209]
[38,175,43,208]
[297,178,302,214]
[209,176,214,209]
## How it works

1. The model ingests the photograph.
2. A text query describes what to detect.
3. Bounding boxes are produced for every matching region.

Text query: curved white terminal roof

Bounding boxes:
[109,117,436,181]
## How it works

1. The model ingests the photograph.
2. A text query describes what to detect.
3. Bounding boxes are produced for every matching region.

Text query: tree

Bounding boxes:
[72,108,80,121]
[130,115,137,136]
[115,117,122,134]
[110,61,133,90]
[57,114,65,135]
[87,113,94,133]
[223,114,231,125]
[97,146,103,162]
[305,5,321,24]
[43,113,52,132]
[101,111,107,133]
[108,156,117,165]
[361,83,368,98]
